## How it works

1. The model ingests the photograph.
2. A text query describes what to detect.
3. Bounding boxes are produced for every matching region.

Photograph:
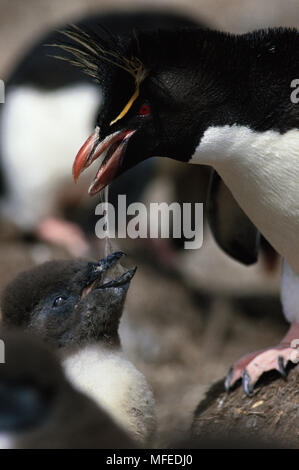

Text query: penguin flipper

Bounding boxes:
[207,170,260,265]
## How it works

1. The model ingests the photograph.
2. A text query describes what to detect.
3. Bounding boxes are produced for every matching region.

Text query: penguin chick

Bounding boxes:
[1,252,156,444]
[0,328,136,449]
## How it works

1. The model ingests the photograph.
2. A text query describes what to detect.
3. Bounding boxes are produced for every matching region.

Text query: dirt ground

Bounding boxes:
[192,363,299,448]
[1,0,299,448]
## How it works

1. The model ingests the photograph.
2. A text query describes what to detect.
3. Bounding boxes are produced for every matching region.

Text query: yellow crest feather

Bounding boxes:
[51,25,147,123]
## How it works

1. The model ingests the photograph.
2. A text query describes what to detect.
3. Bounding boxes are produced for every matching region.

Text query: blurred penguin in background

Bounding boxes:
[0,328,136,449]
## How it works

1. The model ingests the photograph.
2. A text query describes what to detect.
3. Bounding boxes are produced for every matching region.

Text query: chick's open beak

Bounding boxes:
[95,251,137,288]
[73,127,136,196]
[81,251,136,299]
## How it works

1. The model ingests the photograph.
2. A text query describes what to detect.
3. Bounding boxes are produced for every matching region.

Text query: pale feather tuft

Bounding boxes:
[49,24,147,86]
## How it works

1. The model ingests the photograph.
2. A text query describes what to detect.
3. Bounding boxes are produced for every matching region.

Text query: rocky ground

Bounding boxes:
[192,364,299,448]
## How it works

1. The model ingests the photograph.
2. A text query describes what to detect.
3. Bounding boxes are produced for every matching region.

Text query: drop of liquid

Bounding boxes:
[100,186,126,280]
[99,185,111,257]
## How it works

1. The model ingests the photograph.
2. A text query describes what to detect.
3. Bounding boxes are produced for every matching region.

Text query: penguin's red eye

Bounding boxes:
[138,104,151,116]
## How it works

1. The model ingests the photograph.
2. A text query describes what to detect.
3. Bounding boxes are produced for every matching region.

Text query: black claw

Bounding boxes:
[278,356,286,378]
[225,367,233,392]
[243,370,254,397]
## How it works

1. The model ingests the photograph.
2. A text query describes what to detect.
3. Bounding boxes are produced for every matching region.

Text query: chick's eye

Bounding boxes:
[53,296,66,308]
[138,104,151,116]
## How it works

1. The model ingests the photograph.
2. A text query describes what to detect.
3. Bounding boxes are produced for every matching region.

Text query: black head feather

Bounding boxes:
[1,259,89,328]
[70,25,299,195]
[1,254,135,348]
[51,24,148,127]
[52,24,146,88]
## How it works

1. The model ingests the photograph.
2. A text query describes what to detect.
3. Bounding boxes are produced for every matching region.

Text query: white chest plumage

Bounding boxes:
[190,125,299,274]
[62,344,156,444]
[0,433,14,449]
[0,84,101,229]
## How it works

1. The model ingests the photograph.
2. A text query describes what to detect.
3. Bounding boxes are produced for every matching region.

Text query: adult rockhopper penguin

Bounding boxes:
[65,26,299,395]
[1,252,156,444]
[0,329,136,449]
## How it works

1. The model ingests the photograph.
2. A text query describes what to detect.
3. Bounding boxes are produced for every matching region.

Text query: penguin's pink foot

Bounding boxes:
[225,323,299,396]
[36,217,90,257]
